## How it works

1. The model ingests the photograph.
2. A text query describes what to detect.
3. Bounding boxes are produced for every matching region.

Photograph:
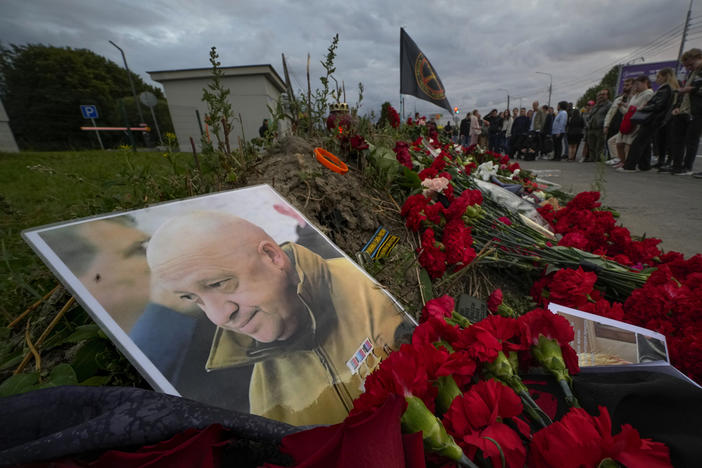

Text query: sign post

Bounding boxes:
[80,105,104,150]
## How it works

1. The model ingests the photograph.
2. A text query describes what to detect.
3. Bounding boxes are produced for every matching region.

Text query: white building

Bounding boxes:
[148,64,286,152]
[0,98,19,153]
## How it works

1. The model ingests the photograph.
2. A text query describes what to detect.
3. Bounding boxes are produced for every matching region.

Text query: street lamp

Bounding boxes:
[109,40,149,145]
[535,71,552,108]
[498,88,510,110]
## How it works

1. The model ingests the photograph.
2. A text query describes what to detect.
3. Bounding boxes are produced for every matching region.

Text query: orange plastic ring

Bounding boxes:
[314,147,348,174]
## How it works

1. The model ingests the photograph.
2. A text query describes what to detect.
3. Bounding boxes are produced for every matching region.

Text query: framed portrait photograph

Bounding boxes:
[23,184,416,426]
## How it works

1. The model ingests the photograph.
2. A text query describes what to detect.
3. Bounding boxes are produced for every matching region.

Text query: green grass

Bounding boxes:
[0,149,198,321]
[0,149,204,395]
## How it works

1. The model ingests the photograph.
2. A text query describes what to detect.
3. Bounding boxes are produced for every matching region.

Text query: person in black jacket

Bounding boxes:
[566,108,585,161]
[459,113,470,146]
[509,108,530,159]
[541,105,554,158]
[622,69,677,172]
[484,109,503,152]
[667,48,702,175]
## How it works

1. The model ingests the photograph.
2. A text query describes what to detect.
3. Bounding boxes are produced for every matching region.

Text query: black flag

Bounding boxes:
[400,28,452,112]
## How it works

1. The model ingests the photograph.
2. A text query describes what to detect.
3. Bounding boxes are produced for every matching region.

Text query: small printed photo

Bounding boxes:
[637,335,668,363]
[549,303,669,368]
[24,185,415,426]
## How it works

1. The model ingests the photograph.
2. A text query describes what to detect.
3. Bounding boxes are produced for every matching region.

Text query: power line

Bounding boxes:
[559,23,683,87]
[558,27,683,89]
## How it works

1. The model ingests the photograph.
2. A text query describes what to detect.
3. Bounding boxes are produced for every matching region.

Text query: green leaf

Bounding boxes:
[63,324,101,344]
[397,166,422,190]
[71,338,108,381]
[79,375,112,386]
[544,264,561,276]
[39,363,78,388]
[419,268,434,302]
[0,351,24,372]
[0,372,39,397]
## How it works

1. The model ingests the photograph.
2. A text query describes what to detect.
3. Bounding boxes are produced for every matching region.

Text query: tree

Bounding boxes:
[576,66,620,109]
[0,43,173,150]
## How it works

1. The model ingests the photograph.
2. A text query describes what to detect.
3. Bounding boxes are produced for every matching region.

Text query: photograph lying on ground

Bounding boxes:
[549,303,668,367]
[23,184,416,426]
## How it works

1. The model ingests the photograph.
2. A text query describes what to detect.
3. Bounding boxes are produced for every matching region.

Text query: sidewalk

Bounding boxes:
[518,158,702,258]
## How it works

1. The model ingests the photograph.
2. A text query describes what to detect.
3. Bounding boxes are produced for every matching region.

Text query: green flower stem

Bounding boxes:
[532,336,581,408]
[558,378,581,408]
[518,389,553,428]
[435,375,462,416]
[597,458,620,468]
[445,310,472,329]
[485,351,553,428]
[401,395,469,463]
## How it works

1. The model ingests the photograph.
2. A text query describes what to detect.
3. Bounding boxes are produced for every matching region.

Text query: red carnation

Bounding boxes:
[420,295,455,322]
[519,308,574,348]
[350,134,369,150]
[442,219,476,269]
[529,406,672,468]
[568,191,602,211]
[352,343,441,415]
[497,216,512,226]
[559,232,589,250]
[474,314,525,354]
[486,289,503,313]
[454,324,501,363]
[443,380,528,468]
[401,193,430,231]
[418,228,447,279]
[443,189,482,221]
[393,141,412,169]
[548,267,597,309]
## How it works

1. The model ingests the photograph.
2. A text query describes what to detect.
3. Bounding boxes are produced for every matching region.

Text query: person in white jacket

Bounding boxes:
[603,78,634,166]
[614,76,653,168]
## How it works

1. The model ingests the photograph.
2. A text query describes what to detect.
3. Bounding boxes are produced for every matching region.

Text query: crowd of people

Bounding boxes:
[446,47,702,179]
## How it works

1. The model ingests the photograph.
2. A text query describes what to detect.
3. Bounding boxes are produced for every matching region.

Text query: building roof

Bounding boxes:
[147,64,285,93]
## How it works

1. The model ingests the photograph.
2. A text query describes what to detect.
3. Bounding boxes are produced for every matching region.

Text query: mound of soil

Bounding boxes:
[246,136,423,312]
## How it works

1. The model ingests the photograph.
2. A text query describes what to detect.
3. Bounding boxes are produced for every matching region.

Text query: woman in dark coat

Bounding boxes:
[620,68,677,172]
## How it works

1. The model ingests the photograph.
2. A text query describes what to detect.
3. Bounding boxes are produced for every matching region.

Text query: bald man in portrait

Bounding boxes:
[145,211,413,426]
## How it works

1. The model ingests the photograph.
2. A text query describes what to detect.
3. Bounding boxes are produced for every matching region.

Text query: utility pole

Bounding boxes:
[498,88,510,110]
[109,40,149,146]
[535,72,552,108]
[677,0,694,64]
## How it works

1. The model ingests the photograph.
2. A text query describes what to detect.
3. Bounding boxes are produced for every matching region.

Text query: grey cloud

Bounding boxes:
[2,0,700,119]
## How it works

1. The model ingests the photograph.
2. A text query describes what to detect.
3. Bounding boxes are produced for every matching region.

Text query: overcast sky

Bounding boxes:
[2,0,702,121]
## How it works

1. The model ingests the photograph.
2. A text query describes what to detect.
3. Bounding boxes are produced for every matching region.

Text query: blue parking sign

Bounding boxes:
[80,105,99,119]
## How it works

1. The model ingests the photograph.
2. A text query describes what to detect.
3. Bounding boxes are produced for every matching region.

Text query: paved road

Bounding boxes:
[517,158,702,258]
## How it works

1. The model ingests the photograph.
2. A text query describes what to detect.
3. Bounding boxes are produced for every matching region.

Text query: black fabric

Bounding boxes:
[399,28,452,112]
[574,370,702,468]
[637,84,673,128]
[623,121,656,170]
[671,113,702,171]
[0,386,301,466]
[552,133,565,160]
[2,369,700,466]
[542,113,554,135]
[459,117,470,137]
[567,110,585,136]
